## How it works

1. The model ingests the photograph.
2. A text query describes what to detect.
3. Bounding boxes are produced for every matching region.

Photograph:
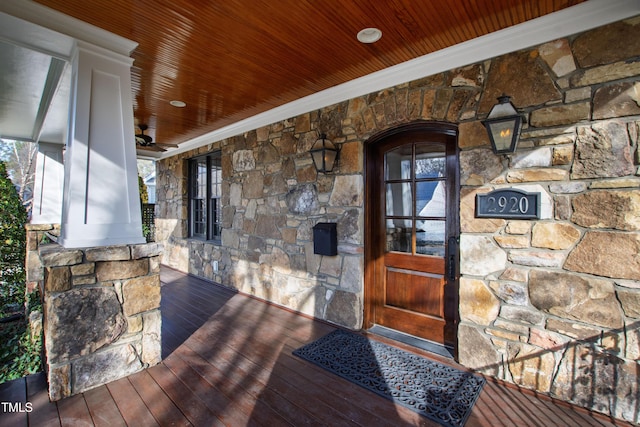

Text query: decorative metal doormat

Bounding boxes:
[293,329,485,427]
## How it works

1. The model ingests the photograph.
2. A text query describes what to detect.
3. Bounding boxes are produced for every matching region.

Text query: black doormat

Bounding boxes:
[293,329,485,427]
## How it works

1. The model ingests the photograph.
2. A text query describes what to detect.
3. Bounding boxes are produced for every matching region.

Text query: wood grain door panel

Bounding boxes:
[384,267,444,317]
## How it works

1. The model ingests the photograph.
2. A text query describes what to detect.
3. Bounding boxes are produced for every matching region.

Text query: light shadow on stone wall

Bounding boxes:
[462,321,640,423]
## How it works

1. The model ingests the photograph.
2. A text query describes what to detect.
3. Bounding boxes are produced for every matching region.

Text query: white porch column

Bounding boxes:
[58,41,145,248]
[31,142,64,224]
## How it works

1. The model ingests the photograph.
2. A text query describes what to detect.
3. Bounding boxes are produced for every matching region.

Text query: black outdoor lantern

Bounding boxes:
[310,133,338,173]
[482,95,523,154]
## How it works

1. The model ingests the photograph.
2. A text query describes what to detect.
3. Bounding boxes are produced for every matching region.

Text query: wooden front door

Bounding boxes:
[365,123,459,347]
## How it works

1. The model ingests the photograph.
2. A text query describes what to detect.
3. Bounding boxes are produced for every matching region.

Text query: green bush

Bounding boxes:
[0,161,27,317]
[0,318,42,382]
[0,160,39,382]
[139,174,148,204]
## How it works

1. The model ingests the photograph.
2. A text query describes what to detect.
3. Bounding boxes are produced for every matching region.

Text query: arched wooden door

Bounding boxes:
[364,122,459,348]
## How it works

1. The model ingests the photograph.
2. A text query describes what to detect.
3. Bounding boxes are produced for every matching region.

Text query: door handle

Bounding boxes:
[448,236,459,281]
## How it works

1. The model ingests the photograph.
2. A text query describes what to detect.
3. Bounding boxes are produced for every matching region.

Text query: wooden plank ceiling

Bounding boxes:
[35,0,584,150]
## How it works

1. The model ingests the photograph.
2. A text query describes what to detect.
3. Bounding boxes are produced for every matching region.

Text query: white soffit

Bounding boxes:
[0,0,138,144]
[0,0,138,57]
[0,11,74,61]
[162,0,639,160]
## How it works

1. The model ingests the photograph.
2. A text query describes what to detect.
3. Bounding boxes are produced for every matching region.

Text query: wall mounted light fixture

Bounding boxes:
[482,95,522,154]
[310,133,338,173]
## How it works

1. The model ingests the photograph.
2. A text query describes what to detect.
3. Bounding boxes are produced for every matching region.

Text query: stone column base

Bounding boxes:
[37,242,163,401]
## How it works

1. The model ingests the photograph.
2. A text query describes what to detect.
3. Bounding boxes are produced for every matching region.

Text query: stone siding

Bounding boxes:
[25,223,59,297]
[27,233,163,401]
[156,17,640,422]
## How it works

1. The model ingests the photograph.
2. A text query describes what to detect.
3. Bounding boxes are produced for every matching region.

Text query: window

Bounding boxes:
[384,142,446,257]
[188,152,222,241]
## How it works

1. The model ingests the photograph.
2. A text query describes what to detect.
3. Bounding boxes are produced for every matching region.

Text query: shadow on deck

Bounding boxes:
[0,266,633,426]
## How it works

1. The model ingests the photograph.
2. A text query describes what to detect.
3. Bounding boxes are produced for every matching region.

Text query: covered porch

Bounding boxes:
[0,267,631,427]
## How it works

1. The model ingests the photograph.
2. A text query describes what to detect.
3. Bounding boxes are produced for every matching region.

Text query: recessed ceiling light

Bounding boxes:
[357,28,382,44]
[170,100,186,108]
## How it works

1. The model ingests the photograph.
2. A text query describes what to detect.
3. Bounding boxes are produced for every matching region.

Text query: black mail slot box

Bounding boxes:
[313,222,337,256]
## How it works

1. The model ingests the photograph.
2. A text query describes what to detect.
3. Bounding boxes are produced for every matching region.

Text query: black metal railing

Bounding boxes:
[141,203,155,242]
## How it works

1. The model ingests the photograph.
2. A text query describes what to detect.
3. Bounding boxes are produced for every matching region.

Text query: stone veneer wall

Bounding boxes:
[25,224,59,299]
[156,18,640,422]
[26,226,163,401]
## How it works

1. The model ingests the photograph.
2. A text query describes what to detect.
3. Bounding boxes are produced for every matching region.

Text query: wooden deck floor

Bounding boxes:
[0,266,633,427]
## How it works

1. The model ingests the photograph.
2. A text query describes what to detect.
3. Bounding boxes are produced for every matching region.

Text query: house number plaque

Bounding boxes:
[476,188,540,219]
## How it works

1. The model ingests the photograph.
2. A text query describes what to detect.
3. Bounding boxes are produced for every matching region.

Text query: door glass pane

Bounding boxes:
[416,181,446,217]
[415,144,445,179]
[385,145,413,180]
[386,182,412,216]
[416,220,445,256]
[383,140,448,256]
[386,219,412,253]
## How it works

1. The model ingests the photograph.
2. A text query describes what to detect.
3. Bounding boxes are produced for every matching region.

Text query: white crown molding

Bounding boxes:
[0,11,75,60]
[0,0,138,57]
[161,0,639,160]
